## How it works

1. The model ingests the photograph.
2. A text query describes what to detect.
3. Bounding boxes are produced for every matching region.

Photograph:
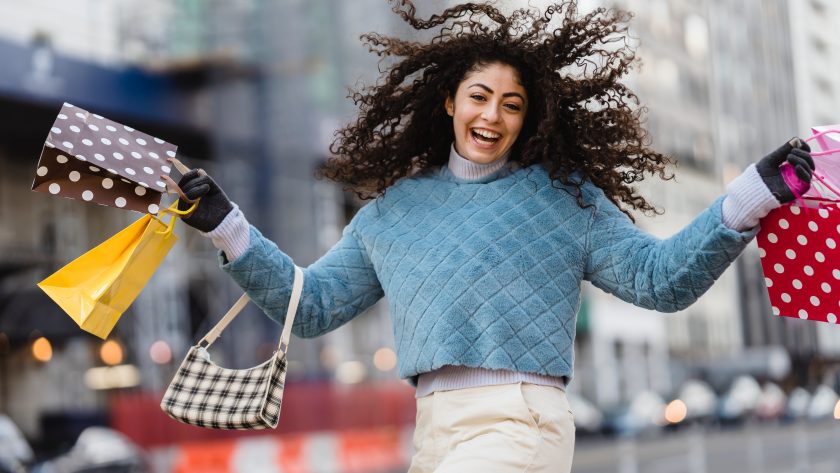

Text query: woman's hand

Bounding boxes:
[176,169,234,232]
[756,137,814,203]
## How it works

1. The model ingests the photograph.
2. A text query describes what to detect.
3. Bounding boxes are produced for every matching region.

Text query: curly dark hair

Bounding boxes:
[319,0,673,217]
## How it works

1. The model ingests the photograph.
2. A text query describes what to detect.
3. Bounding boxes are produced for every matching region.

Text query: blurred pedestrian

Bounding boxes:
[173,1,813,471]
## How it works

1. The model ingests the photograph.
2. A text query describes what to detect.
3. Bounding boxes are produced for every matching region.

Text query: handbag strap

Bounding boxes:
[278,266,304,354]
[198,265,304,354]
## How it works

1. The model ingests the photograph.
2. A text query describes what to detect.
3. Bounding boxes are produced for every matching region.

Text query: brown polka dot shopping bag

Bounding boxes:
[31,102,177,213]
[757,127,840,324]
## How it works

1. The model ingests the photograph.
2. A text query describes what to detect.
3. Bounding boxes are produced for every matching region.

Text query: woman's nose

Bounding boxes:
[481,105,500,122]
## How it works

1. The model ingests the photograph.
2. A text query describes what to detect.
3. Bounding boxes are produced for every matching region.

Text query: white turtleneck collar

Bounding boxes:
[447,144,511,182]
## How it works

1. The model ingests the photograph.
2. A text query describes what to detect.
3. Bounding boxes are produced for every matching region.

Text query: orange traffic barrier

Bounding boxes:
[153,426,414,473]
[172,440,236,473]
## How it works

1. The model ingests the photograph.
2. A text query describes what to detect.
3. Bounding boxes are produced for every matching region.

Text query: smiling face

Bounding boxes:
[445,62,528,165]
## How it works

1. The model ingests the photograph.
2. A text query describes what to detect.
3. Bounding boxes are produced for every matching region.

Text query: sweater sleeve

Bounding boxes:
[583,187,757,313]
[221,221,384,338]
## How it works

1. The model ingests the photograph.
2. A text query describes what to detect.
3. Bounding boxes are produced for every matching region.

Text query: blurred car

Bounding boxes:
[566,392,604,435]
[0,415,33,473]
[604,390,666,437]
[717,375,762,424]
[755,382,787,421]
[674,379,717,424]
[785,387,811,420]
[807,384,839,420]
[31,427,148,473]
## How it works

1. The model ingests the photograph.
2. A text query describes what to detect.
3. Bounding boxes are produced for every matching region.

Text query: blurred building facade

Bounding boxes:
[574,0,742,408]
[0,0,219,441]
[0,0,449,443]
[788,0,840,366]
[574,0,840,409]
[708,0,824,385]
[0,40,209,441]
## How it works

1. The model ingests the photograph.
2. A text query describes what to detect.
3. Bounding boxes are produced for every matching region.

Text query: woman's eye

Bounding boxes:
[504,104,521,111]
[470,95,486,102]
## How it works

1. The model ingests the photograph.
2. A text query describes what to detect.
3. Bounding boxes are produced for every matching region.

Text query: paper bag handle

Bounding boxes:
[198,265,304,355]
[791,130,840,200]
[158,156,207,216]
[806,129,840,156]
[151,200,200,237]
[168,157,192,174]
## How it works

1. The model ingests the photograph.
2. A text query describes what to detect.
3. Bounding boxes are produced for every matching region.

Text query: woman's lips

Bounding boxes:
[470,129,501,149]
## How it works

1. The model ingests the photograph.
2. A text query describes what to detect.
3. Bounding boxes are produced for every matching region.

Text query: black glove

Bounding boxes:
[756,137,814,204]
[176,169,234,232]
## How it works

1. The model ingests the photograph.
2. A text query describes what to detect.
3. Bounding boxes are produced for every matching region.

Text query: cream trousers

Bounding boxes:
[408,382,575,473]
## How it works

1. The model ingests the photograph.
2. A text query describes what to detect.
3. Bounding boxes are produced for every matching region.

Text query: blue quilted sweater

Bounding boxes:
[222,163,756,384]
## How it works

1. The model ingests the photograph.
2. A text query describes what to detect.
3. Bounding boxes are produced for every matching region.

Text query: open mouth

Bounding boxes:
[471,128,501,145]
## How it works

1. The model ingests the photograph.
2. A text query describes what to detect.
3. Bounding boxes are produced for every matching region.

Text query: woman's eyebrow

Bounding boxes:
[468,83,526,101]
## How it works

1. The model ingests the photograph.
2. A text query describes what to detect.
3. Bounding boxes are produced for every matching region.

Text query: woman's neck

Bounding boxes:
[447,144,510,181]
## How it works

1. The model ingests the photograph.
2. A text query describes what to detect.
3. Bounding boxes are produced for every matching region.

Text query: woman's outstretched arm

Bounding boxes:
[219,219,384,338]
[583,138,812,312]
[176,169,384,338]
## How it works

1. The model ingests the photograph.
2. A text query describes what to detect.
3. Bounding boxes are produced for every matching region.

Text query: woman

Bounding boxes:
[174,2,813,471]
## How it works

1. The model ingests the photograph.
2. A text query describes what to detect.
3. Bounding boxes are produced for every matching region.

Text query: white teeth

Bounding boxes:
[473,128,500,139]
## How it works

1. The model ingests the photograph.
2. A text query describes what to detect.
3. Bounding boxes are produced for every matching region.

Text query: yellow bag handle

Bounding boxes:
[154,157,203,237]
[154,200,199,237]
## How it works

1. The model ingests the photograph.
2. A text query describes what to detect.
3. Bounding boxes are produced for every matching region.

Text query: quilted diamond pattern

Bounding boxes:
[222,165,754,385]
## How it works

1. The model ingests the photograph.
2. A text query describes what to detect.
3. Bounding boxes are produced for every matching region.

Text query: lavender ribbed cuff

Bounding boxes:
[204,203,251,261]
[721,164,781,231]
[415,365,567,398]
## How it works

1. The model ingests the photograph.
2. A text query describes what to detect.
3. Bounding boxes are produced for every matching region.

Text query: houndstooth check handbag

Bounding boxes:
[160,266,303,430]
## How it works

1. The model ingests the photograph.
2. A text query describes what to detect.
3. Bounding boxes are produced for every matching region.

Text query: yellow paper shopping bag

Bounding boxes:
[37,202,192,338]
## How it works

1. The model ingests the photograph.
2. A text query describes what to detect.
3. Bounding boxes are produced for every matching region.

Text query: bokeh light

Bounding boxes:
[336,361,366,384]
[100,340,123,366]
[320,345,340,369]
[373,347,397,372]
[149,340,172,364]
[32,337,52,362]
[665,399,687,424]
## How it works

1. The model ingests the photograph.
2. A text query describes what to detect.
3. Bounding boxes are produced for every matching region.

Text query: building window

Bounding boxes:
[614,340,626,402]
[655,58,679,94]
[810,0,826,14]
[650,0,673,38]
[814,76,833,96]
[683,14,709,59]
[811,35,828,55]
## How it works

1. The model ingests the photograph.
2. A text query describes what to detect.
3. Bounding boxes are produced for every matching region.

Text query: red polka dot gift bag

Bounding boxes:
[757,202,840,323]
[757,127,840,324]
[31,102,177,214]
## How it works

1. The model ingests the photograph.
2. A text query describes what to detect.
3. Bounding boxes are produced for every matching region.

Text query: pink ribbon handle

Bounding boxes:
[798,128,840,201]
[806,128,840,156]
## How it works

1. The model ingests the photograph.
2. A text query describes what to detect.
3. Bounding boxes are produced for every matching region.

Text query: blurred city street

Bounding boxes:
[1,0,840,471]
[574,420,840,473]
